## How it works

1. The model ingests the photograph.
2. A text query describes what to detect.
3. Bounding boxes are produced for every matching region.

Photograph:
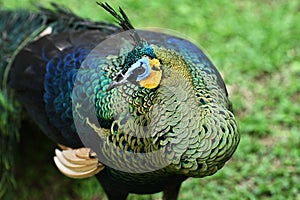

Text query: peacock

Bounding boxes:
[0,2,240,200]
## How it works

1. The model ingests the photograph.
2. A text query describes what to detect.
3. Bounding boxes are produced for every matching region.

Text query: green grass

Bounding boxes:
[1,0,300,199]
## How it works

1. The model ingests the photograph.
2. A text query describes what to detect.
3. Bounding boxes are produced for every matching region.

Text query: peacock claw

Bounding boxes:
[53,147,104,179]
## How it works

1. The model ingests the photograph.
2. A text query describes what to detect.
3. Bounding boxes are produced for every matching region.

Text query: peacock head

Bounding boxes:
[97,3,164,91]
[107,52,162,91]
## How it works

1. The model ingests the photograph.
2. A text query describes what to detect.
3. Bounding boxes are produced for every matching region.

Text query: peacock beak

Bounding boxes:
[106,70,129,91]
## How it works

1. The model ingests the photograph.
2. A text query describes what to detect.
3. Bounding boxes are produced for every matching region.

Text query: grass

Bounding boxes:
[1,0,300,199]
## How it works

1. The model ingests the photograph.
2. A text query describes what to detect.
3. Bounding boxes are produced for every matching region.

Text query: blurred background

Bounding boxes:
[1,0,299,199]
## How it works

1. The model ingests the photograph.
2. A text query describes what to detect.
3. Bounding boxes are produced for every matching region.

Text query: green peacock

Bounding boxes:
[0,2,240,200]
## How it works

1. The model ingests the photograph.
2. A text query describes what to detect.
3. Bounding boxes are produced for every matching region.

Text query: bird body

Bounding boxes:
[0,3,239,199]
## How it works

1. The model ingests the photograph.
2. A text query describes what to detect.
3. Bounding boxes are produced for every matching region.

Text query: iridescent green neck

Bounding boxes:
[151,45,194,87]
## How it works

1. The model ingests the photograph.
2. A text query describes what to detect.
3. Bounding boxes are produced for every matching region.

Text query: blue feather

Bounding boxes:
[44,46,90,145]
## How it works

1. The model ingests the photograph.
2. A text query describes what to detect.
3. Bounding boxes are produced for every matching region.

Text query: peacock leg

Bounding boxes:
[162,177,185,200]
[95,172,129,200]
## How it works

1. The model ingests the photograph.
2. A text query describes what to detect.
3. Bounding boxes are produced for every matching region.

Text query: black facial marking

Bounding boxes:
[115,72,124,82]
[152,66,160,71]
[132,64,145,75]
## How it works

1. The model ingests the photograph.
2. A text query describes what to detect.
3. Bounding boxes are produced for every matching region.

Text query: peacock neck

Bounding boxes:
[151,45,194,88]
[141,46,203,173]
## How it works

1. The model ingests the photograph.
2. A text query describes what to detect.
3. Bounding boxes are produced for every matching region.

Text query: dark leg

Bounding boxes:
[162,178,184,200]
[102,186,128,200]
[95,171,129,200]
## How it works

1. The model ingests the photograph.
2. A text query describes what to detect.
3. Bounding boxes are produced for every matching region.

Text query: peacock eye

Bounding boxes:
[132,64,145,75]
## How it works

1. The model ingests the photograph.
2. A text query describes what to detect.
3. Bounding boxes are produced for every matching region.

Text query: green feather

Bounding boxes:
[0,92,21,199]
[91,44,239,184]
